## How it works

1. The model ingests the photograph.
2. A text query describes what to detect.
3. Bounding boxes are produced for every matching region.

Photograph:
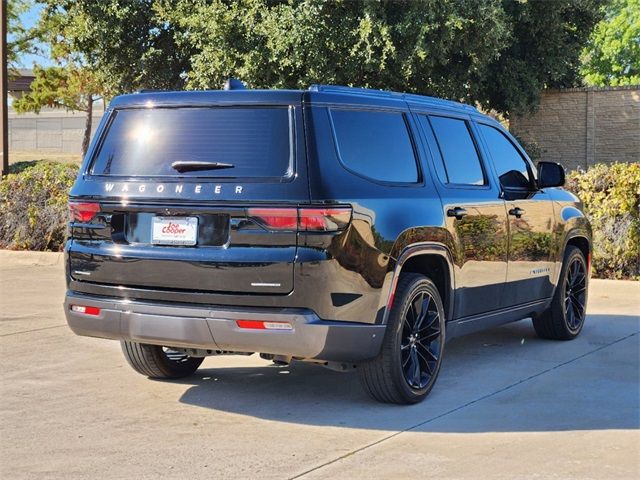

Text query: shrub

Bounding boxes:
[566,162,640,280]
[0,161,78,251]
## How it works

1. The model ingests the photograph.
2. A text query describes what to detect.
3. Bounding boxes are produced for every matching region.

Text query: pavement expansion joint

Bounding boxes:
[288,330,639,480]
[0,324,66,337]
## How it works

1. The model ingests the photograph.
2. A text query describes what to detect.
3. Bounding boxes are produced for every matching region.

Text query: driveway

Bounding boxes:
[1,254,638,479]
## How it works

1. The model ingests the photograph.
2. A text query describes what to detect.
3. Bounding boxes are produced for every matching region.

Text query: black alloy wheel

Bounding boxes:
[532,245,589,341]
[359,273,446,404]
[564,256,587,332]
[401,290,442,389]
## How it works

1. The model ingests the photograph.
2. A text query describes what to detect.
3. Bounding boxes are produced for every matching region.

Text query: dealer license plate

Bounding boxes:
[151,216,198,246]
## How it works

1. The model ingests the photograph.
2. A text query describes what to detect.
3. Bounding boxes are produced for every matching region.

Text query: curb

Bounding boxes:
[0,249,64,267]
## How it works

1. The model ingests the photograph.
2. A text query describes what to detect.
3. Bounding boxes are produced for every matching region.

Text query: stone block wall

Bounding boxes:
[8,106,104,155]
[510,86,639,171]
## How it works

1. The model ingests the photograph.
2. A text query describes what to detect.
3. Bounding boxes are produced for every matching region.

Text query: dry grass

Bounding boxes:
[9,150,83,165]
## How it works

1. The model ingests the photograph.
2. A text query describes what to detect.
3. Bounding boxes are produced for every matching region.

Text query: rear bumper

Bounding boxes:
[64,292,385,362]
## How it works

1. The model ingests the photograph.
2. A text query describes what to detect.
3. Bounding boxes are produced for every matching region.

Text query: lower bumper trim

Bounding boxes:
[64,292,385,362]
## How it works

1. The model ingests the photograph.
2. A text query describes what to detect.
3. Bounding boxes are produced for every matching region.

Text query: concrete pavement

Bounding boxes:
[1,257,638,479]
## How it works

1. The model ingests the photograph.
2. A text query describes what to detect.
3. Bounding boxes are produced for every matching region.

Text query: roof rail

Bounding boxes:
[308,84,477,112]
[309,84,396,97]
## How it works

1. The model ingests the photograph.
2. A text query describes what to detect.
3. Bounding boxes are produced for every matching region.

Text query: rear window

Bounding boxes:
[428,116,486,186]
[330,109,419,183]
[90,107,293,179]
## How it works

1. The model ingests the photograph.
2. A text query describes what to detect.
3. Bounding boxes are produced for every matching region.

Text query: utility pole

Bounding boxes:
[1,0,8,176]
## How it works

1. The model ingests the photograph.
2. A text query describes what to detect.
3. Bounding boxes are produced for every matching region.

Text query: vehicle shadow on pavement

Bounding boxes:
[177,315,639,433]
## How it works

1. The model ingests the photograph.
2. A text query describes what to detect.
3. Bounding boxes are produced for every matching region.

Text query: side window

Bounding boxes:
[428,116,485,186]
[330,109,419,183]
[478,124,532,190]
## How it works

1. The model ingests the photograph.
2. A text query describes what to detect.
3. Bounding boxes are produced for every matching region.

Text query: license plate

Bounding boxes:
[152,216,198,246]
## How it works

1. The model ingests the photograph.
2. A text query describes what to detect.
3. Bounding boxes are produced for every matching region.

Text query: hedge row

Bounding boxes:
[566,162,640,280]
[0,160,638,279]
[0,161,78,251]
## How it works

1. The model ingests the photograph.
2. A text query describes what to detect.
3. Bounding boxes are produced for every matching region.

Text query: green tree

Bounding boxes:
[581,0,640,86]
[162,0,602,115]
[37,0,194,93]
[478,0,604,113]
[162,0,509,105]
[13,66,102,156]
[33,0,604,116]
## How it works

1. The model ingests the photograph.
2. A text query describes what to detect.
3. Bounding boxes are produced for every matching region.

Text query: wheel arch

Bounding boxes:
[566,235,591,261]
[550,230,592,294]
[380,243,455,325]
[557,205,592,260]
[564,232,592,279]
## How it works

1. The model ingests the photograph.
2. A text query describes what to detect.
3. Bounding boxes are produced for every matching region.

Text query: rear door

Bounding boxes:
[475,122,556,305]
[417,113,509,318]
[68,97,308,296]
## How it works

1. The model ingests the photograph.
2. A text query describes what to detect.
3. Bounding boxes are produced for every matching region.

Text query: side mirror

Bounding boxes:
[537,161,565,188]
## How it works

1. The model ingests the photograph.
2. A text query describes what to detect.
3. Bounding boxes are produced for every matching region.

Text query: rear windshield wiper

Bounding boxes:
[171,160,235,173]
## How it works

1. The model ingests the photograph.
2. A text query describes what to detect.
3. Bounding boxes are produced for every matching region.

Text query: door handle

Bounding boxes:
[447,207,468,220]
[509,207,525,218]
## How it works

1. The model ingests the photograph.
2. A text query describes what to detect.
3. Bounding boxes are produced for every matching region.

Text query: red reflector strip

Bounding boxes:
[236,320,293,331]
[69,202,101,223]
[236,320,265,329]
[70,305,101,316]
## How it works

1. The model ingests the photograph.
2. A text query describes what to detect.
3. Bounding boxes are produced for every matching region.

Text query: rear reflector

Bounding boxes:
[70,305,101,316]
[236,320,293,331]
[69,202,101,223]
[247,207,351,232]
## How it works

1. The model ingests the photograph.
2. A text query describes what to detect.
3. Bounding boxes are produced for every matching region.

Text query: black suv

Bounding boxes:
[64,84,591,404]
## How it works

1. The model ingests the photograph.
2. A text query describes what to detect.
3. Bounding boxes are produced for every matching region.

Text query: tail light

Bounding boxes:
[69,202,100,223]
[247,208,298,230]
[248,207,351,232]
[299,208,351,231]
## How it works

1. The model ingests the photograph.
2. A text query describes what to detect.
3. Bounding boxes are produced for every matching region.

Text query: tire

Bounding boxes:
[532,245,588,340]
[358,273,446,404]
[120,341,204,379]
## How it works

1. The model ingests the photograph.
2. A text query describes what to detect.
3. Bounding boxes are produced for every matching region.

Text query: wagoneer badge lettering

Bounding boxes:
[104,183,244,195]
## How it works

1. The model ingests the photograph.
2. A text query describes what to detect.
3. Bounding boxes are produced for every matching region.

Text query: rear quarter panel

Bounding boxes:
[303,101,451,323]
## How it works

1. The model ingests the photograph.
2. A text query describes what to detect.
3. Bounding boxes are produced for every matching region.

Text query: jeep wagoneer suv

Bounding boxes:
[64,83,591,404]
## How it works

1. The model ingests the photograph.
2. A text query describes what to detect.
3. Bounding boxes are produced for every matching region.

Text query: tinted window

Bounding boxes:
[479,124,531,189]
[90,107,292,178]
[330,109,418,183]
[429,116,485,185]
